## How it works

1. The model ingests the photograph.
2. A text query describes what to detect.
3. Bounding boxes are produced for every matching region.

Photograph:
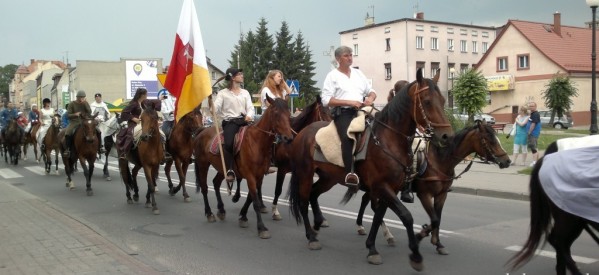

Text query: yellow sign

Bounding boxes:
[486,75,514,91]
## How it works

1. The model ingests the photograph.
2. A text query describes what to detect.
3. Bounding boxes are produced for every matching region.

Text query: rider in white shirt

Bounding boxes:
[90,93,110,153]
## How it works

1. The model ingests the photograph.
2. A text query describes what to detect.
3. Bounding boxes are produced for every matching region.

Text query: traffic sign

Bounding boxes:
[287,79,300,97]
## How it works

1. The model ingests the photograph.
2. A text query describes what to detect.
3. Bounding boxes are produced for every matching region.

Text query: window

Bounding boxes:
[431,26,439,32]
[448,63,456,79]
[518,54,530,70]
[471,30,478,37]
[448,39,454,51]
[431,37,439,50]
[384,27,390,33]
[482,42,489,53]
[384,63,392,80]
[497,56,508,71]
[416,36,424,49]
[353,44,359,56]
[447,27,454,34]
[416,24,424,31]
[211,71,216,80]
[416,61,425,72]
[431,62,440,78]
[482,31,489,38]
[460,63,469,74]
[460,28,467,35]
[385,38,391,51]
[472,41,478,53]
[352,33,358,39]
[460,40,467,52]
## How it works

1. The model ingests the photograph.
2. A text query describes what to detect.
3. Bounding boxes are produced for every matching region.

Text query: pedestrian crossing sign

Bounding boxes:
[286,79,300,97]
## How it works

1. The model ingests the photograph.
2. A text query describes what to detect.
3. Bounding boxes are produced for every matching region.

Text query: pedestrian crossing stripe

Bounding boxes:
[24,166,47,176]
[0,168,22,179]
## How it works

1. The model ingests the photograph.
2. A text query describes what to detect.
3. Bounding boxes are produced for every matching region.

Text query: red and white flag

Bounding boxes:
[164,0,211,122]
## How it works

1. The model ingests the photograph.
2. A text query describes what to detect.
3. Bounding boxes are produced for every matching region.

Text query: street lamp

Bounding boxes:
[588,0,599,135]
[449,67,456,109]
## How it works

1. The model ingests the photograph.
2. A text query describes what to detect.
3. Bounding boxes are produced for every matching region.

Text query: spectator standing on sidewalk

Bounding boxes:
[507,106,529,165]
[527,102,541,167]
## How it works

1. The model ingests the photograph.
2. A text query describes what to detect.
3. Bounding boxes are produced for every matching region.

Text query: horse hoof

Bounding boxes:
[145,203,151,208]
[153,209,160,215]
[320,220,329,228]
[232,195,240,203]
[272,214,282,221]
[55,171,59,176]
[217,212,226,221]
[127,199,133,204]
[105,176,111,181]
[409,254,424,271]
[154,187,159,193]
[168,190,175,196]
[259,231,271,239]
[386,237,396,246]
[133,196,139,202]
[86,190,93,196]
[308,241,321,250]
[367,254,383,265]
[239,219,249,228]
[357,226,367,235]
[207,214,216,223]
[436,247,449,255]
[259,207,268,214]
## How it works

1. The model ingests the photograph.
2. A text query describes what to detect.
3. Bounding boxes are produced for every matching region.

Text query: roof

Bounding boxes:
[478,19,595,73]
[340,17,498,34]
[16,65,29,74]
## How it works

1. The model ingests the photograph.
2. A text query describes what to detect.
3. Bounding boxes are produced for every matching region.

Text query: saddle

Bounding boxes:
[209,126,249,155]
[313,106,376,167]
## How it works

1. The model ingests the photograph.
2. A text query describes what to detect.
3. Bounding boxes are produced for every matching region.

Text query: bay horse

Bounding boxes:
[117,102,163,215]
[59,114,99,195]
[164,106,204,202]
[230,96,332,220]
[287,69,452,270]
[508,141,599,275]
[4,119,22,165]
[99,115,122,181]
[41,116,62,175]
[355,122,511,254]
[23,123,40,161]
[193,95,293,239]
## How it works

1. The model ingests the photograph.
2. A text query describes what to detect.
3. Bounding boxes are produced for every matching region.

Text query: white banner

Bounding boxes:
[125,60,159,99]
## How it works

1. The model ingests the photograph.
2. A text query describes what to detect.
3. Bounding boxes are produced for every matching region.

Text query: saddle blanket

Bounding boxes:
[314,106,376,167]
[539,146,599,223]
[209,126,248,155]
[556,135,599,151]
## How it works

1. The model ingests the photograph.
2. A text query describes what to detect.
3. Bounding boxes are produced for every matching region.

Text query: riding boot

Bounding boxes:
[400,182,414,203]
[63,135,72,157]
[96,131,106,154]
[223,149,236,183]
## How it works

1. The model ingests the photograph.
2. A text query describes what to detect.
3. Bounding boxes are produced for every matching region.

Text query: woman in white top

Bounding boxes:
[260,70,290,112]
[36,98,56,149]
[214,68,254,182]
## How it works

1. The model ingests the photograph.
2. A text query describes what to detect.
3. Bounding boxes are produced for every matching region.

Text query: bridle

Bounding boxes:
[411,81,451,137]
[139,111,158,140]
[477,128,508,164]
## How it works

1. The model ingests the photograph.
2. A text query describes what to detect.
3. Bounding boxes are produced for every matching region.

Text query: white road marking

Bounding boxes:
[24,166,47,176]
[0,168,22,178]
[505,245,598,264]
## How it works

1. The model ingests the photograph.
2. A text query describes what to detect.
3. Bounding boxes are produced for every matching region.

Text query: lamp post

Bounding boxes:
[588,0,599,135]
[449,67,456,109]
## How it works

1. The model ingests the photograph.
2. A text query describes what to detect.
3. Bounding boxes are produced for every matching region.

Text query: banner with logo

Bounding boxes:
[485,75,514,92]
[125,60,159,99]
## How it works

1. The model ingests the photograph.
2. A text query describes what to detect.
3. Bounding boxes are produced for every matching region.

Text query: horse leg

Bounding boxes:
[246,177,270,239]
[194,160,215,222]
[142,165,159,215]
[238,195,252,228]
[356,192,370,235]
[387,194,423,271]
[174,160,191,202]
[366,202,388,264]
[103,137,112,180]
[548,212,585,275]
[131,165,141,202]
[431,192,449,255]
[165,159,175,195]
[81,158,94,196]
[271,169,287,221]
[416,192,436,242]
[212,173,227,220]
[232,176,241,203]
[309,177,336,231]
[53,148,60,175]
[257,186,268,214]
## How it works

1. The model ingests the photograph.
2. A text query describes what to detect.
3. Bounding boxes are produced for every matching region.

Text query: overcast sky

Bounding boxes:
[1,0,590,89]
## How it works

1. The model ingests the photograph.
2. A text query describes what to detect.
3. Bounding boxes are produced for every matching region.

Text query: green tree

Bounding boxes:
[289,31,317,107]
[273,21,294,77]
[452,68,488,125]
[252,18,274,87]
[541,72,578,124]
[0,64,18,100]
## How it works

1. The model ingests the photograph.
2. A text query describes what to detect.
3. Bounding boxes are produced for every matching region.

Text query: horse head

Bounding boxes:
[262,94,293,143]
[140,103,159,141]
[80,115,98,143]
[472,121,511,168]
[410,68,453,146]
[291,95,332,133]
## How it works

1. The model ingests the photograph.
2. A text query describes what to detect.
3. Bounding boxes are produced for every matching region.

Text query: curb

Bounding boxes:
[452,186,529,201]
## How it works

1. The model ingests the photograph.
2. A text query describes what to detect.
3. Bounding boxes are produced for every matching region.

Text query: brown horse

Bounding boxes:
[41,116,62,175]
[287,69,452,270]
[355,122,511,254]
[4,119,22,165]
[508,142,599,275]
[193,95,293,239]
[59,114,99,195]
[23,123,40,161]
[117,103,163,215]
[164,106,203,202]
[230,96,332,220]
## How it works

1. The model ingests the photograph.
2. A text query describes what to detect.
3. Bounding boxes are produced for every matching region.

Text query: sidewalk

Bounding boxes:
[0,181,166,274]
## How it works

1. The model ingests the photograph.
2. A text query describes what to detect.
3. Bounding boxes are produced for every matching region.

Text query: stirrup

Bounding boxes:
[400,190,414,203]
[226,169,236,183]
[344,172,359,188]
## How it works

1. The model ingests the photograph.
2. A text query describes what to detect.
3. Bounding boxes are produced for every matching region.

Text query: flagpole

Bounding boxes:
[208,76,232,194]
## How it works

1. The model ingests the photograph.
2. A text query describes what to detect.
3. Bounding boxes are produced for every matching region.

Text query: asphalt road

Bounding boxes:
[1,150,597,275]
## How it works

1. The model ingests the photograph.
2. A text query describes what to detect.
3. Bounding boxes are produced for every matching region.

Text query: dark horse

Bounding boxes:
[356,122,511,254]
[230,96,332,220]
[287,69,453,270]
[117,103,163,215]
[4,119,22,165]
[508,141,599,275]
[23,123,40,162]
[59,114,99,195]
[164,106,204,202]
[193,95,293,239]
[41,116,62,175]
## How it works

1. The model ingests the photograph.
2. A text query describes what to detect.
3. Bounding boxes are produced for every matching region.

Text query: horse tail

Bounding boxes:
[507,157,551,270]
[287,169,303,225]
[584,224,599,245]
[339,187,358,205]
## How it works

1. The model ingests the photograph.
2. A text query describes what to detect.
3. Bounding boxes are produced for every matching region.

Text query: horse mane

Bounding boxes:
[291,97,329,132]
[178,107,202,127]
[435,123,498,158]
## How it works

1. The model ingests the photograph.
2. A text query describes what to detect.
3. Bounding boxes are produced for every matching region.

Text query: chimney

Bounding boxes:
[30,59,35,65]
[416,12,424,20]
[553,12,561,36]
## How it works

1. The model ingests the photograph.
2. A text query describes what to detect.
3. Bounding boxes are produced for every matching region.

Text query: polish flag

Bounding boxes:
[164,0,211,122]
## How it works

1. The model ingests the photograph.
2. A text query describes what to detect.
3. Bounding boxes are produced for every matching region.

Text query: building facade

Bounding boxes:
[339,12,499,107]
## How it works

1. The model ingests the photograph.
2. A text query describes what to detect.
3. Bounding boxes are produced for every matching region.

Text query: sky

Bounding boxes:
[1,0,591,89]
